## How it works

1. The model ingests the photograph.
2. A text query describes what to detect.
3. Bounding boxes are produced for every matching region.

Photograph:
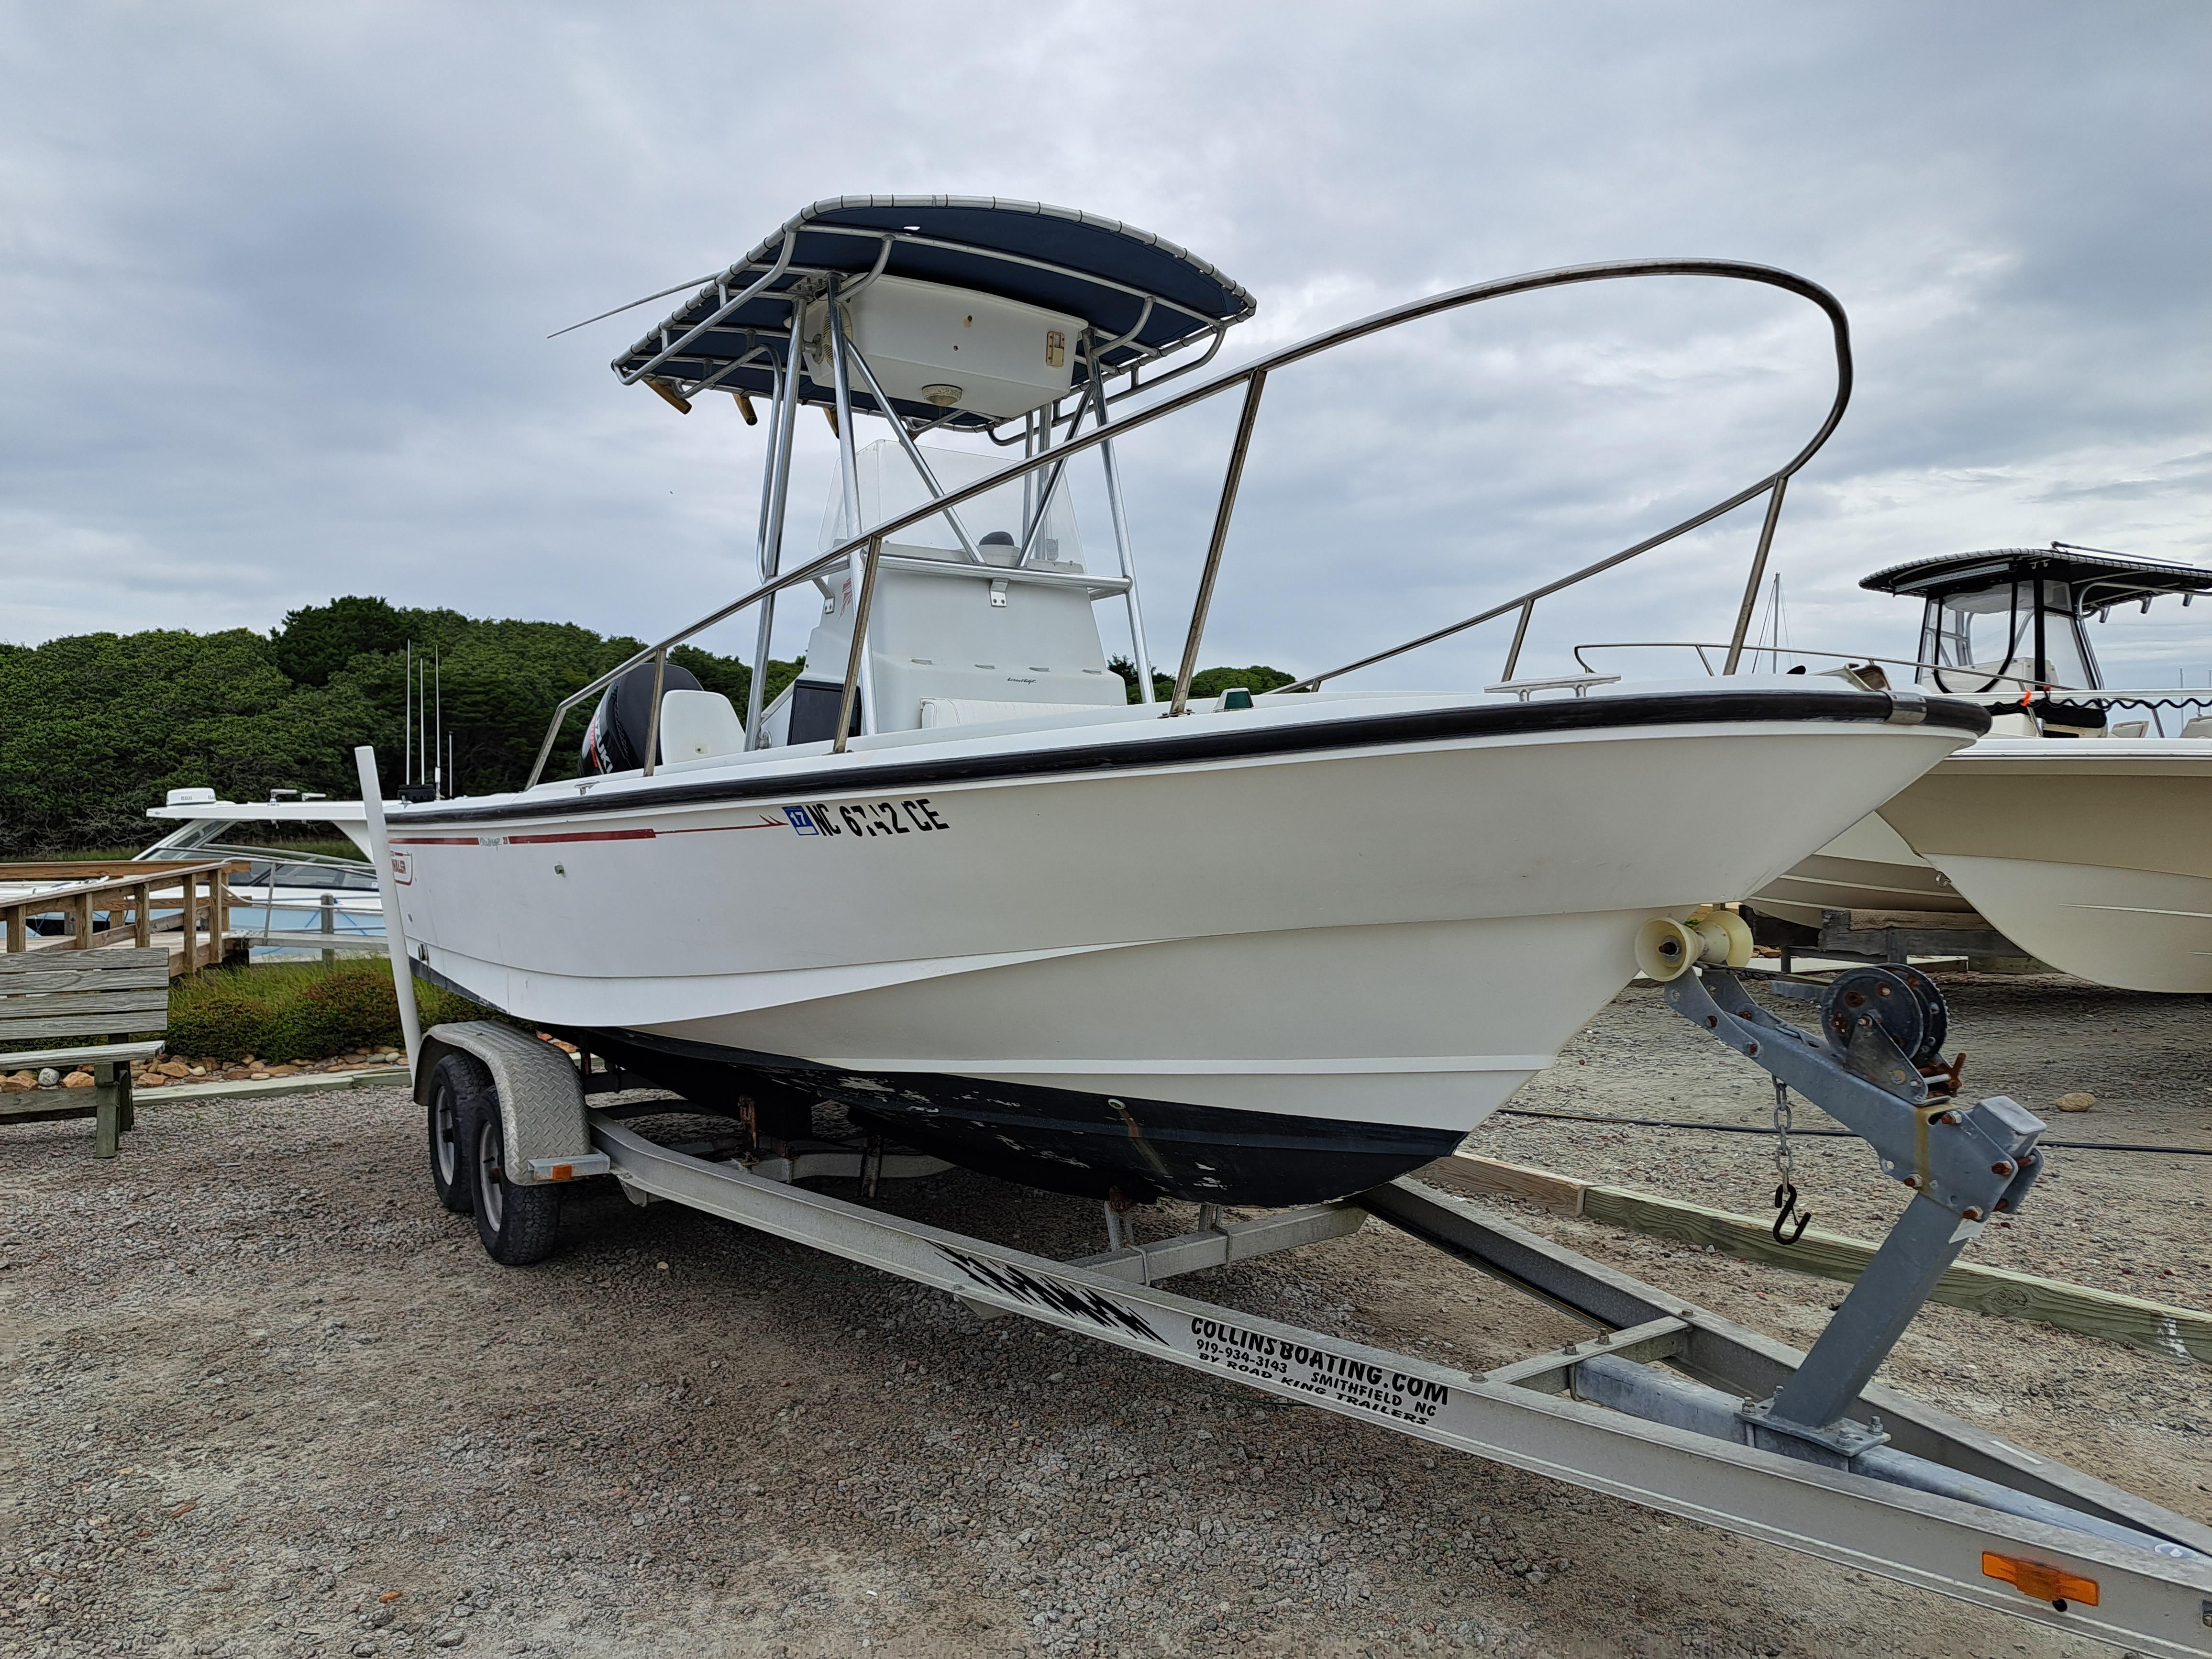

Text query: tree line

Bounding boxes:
[0,595,1295,857]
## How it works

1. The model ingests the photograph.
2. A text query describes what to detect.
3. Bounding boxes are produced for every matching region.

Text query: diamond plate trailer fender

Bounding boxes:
[415,1020,608,1185]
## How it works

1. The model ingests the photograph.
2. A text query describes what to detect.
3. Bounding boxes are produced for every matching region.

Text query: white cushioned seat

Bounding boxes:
[659,689,745,761]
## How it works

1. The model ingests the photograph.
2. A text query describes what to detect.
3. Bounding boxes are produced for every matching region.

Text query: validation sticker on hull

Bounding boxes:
[786,797,950,839]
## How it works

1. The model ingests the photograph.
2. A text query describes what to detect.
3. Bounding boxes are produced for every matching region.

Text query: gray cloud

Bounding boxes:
[2,0,2206,689]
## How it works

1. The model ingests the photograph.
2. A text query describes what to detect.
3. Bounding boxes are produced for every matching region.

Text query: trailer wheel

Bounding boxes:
[469,1102,562,1265]
[426,1054,485,1215]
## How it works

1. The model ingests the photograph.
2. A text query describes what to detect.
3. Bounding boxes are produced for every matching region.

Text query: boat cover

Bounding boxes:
[1863,544,2212,609]
[610,196,1256,430]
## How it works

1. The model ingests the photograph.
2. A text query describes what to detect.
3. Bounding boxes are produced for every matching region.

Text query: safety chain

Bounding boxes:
[1770,1078,1813,1244]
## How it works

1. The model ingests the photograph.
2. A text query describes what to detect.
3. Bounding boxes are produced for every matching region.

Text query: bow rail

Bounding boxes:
[524,257,1853,789]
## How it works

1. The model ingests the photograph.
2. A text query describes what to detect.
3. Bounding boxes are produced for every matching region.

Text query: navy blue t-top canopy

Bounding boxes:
[608,196,1257,431]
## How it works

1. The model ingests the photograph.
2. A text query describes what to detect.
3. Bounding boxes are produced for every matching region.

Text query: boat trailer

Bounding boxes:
[408,966,2212,1654]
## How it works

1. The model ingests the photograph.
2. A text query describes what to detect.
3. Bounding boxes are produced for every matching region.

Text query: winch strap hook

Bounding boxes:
[1770,1079,1813,1244]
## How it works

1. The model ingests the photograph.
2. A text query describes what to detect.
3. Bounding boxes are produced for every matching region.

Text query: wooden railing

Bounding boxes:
[0,860,247,975]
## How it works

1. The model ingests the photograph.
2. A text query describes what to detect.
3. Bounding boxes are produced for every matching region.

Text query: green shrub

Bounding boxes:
[1107,657,1306,703]
[166,960,506,1062]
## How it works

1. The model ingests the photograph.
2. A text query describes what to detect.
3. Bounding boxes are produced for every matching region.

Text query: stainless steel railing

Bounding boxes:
[524,256,1853,789]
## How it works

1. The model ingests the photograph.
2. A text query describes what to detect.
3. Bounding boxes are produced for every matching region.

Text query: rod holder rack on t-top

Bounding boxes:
[525,256,1852,790]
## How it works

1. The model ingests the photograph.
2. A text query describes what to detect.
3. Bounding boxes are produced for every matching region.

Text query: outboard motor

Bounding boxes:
[579,659,704,775]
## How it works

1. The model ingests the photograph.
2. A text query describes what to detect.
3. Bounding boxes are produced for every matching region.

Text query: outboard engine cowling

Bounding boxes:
[579,659,704,776]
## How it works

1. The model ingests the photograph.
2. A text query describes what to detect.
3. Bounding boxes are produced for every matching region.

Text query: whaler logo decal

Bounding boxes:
[933,1246,1162,1345]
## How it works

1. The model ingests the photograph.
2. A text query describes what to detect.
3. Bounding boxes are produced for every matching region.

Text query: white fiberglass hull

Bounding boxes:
[388,684,1982,1202]
[1747,809,1978,930]
[1876,740,2212,993]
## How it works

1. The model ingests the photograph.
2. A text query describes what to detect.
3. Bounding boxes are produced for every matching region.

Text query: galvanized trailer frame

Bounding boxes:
[562,1104,2212,1656]
[365,852,2212,1656]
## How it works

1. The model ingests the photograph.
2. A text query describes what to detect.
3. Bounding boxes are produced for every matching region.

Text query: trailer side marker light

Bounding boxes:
[1981,1552,2098,1608]
[528,1153,611,1182]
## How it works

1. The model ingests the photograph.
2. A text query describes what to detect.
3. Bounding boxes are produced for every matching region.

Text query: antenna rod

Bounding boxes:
[403,641,413,787]
[433,647,442,799]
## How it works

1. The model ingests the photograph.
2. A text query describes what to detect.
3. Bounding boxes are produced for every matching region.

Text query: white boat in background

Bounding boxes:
[1587,544,2212,990]
[1877,735,2212,992]
[1843,545,2212,991]
[381,198,1990,1206]
[144,790,386,950]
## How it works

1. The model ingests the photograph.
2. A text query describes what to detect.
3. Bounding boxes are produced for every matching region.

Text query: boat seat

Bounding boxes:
[659,690,745,762]
[919,697,1110,730]
[2106,720,2148,738]
[2181,716,2212,740]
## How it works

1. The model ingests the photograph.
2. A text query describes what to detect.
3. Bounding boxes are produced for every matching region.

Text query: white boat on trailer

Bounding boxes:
[364,199,2212,1651]
[382,198,1987,1209]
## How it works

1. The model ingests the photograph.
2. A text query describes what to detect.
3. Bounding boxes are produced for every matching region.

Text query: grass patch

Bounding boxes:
[167,959,503,1062]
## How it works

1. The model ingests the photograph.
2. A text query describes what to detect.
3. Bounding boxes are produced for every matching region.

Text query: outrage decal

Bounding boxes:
[787,797,950,839]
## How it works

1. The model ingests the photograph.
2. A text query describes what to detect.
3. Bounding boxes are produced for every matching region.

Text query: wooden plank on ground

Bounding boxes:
[1844,908,1991,931]
[1432,1153,1589,1213]
[1448,1151,2211,1365]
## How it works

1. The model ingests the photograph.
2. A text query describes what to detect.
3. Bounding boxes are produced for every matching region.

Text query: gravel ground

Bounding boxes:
[2,973,2205,1659]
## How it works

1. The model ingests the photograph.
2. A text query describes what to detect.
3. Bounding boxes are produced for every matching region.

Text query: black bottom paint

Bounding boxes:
[562,1027,1462,1207]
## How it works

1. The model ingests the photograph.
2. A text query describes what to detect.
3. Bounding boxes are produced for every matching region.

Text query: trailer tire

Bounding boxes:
[468,1100,562,1265]
[427,1054,486,1215]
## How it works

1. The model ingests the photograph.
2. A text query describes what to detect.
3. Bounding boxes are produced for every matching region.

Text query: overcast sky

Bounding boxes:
[3,2,2207,689]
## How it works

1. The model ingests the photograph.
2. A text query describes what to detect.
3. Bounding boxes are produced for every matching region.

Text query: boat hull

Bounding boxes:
[1876,741,2212,993]
[390,689,1982,1202]
[1747,809,1978,930]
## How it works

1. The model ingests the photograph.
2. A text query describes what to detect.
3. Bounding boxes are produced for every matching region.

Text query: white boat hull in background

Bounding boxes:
[1747,808,1976,931]
[1877,740,2212,993]
[387,686,1980,1204]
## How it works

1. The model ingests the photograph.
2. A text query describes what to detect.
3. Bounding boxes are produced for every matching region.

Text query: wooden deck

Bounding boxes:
[0,860,249,978]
